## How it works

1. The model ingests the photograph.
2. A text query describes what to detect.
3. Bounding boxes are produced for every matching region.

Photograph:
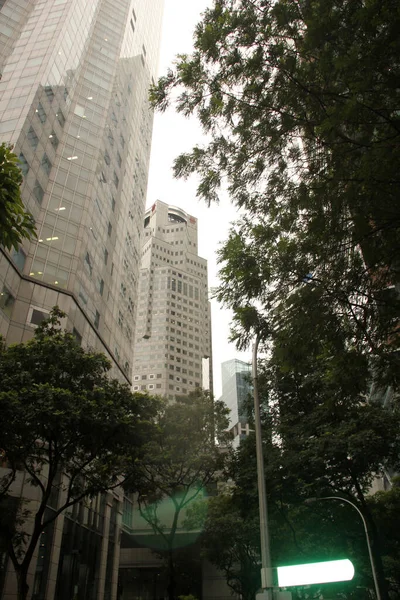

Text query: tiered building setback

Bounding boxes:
[132,200,213,398]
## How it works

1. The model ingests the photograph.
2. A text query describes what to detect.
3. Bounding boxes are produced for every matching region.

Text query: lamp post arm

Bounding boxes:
[319,496,381,600]
[252,333,273,597]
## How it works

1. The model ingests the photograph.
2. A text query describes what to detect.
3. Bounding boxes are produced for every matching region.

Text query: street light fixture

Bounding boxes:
[305,496,381,600]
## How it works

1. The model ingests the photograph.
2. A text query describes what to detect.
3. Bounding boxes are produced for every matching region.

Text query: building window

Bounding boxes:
[18,153,29,176]
[49,132,59,149]
[36,103,46,123]
[41,153,52,175]
[27,126,39,149]
[0,286,15,317]
[107,131,114,146]
[27,306,49,326]
[107,222,112,236]
[33,180,44,204]
[94,310,100,328]
[117,151,122,168]
[11,247,26,270]
[84,252,92,276]
[44,86,54,102]
[56,111,65,127]
[104,248,108,265]
[113,171,119,188]
[104,150,111,166]
[72,328,82,344]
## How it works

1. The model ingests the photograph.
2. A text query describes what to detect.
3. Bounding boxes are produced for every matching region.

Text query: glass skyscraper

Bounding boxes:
[0,0,164,383]
[0,2,164,598]
[220,358,252,446]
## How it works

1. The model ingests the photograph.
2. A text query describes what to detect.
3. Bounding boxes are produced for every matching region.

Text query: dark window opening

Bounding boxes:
[0,286,15,317]
[36,103,46,123]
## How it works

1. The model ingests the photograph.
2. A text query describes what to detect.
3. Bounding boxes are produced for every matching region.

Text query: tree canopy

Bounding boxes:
[0,143,36,251]
[151,0,400,381]
[0,308,160,600]
[151,3,400,598]
[193,393,400,599]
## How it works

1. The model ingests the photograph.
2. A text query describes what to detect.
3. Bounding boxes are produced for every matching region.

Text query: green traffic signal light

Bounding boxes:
[277,559,355,588]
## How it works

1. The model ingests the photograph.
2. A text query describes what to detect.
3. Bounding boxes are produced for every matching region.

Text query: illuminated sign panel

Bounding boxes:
[277,559,355,588]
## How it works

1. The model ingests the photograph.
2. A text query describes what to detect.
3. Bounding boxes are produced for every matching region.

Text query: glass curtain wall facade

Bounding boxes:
[220,359,252,447]
[0,0,164,383]
[132,200,212,399]
[0,1,163,599]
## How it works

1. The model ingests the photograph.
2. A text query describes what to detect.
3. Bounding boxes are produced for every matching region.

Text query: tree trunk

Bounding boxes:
[167,550,176,600]
[16,568,29,600]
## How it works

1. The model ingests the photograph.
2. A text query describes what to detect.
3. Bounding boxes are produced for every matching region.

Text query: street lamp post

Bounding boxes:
[305,496,382,600]
[252,333,273,599]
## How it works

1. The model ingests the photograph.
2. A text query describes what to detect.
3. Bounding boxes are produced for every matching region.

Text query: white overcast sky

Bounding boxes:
[146,0,251,397]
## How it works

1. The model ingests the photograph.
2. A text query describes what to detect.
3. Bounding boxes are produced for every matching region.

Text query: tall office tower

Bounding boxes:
[132,200,212,399]
[220,358,252,447]
[0,0,164,383]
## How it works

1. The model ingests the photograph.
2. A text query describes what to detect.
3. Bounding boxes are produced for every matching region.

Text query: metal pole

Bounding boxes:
[252,333,273,598]
[313,496,381,600]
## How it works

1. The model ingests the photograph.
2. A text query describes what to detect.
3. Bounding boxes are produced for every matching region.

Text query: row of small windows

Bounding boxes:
[27,126,59,151]
[107,130,124,148]
[36,102,65,127]
[133,383,197,394]
[104,149,122,168]
[99,169,119,189]
[133,384,162,391]
[133,374,162,381]
[18,151,52,177]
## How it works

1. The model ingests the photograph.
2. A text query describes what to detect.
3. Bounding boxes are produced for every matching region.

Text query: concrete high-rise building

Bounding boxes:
[132,200,212,399]
[0,0,164,384]
[220,358,252,446]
